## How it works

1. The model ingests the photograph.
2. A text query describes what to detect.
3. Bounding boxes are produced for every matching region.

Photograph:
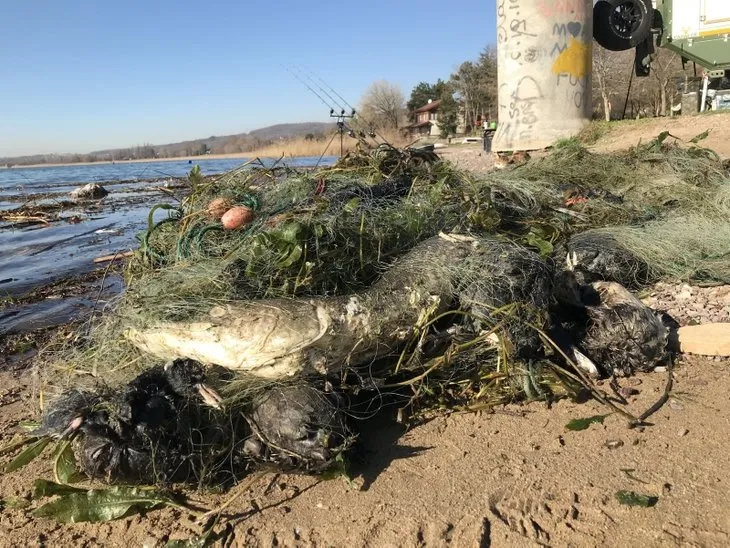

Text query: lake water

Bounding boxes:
[0,156,334,199]
[0,156,334,334]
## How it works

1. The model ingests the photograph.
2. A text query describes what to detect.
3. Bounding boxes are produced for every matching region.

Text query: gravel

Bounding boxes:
[641,282,730,326]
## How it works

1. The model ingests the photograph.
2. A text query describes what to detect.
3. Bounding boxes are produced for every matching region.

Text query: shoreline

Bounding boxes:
[3,138,410,170]
[2,151,272,170]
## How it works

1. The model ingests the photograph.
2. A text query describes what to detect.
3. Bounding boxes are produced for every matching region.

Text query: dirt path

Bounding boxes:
[439,111,730,174]
[591,112,730,159]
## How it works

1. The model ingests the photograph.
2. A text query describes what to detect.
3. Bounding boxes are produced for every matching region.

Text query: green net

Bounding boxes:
[37,137,730,423]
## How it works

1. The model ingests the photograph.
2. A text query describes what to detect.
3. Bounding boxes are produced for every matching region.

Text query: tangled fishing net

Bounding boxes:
[16,135,730,492]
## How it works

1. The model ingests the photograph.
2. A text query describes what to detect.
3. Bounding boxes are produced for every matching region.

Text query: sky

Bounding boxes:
[0,1,497,156]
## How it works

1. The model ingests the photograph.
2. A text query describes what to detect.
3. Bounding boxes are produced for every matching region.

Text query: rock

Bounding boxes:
[675,289,692,301]
[677,428,689,437]
[677,323,730,356]
[605,439,624,449]
[715,285,730,298]
[618,386,640,398]
[70,183,108,200]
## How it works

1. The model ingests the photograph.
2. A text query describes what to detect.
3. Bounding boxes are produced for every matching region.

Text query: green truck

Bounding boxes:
[593,1,730,110]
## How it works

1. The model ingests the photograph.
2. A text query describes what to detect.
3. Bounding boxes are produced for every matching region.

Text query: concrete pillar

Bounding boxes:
[493,0,593,152]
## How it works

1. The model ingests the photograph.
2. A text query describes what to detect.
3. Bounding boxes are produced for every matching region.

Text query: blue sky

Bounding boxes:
[1,1,496,156]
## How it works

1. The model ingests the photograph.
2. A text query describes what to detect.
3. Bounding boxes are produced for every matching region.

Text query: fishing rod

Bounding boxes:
[291,66,349,115]
[300,66,357,114]
[289,64,386,143]
[298,65,392,145]
[284,65,339,113]
[294,66,387,148]
[285,65,362,158]
[286,65,395,157]
[294,66,365,156]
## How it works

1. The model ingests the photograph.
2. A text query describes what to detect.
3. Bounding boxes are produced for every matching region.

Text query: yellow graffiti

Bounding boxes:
[552,38,590,79]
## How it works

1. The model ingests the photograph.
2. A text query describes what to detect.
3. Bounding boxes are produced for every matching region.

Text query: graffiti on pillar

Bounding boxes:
[498,75,544,148]
[550,4,591,111]
[536,0,585,18]
[496,0,591,149]
[552,38,590,78]
[498,0,538,67]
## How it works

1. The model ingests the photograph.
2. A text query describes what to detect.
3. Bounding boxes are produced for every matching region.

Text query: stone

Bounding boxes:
[677,323,730,356]
[618,386,640,398]
[675,289,692,301]
[715,285,730,298]
[669,399,684,410]
[70,183,108,200]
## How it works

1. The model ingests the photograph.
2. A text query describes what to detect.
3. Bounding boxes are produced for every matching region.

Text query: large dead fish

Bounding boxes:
[125,234,553,378]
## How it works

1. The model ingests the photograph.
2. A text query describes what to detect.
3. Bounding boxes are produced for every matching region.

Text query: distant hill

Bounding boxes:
[249,123,334,141]
[1,122,335,166]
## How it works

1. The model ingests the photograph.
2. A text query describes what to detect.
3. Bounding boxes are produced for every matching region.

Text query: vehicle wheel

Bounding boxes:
[593,0,654,51]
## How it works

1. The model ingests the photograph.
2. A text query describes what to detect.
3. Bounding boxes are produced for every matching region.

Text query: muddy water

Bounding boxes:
[0,275,124,336]
[0,157,333,335]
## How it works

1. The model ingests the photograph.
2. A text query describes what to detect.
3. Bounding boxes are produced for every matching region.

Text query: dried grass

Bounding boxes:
[243,129,409,159]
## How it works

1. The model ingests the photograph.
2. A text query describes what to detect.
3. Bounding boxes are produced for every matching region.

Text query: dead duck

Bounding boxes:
[575,281,670,377]
[551,255,669,378]
[37,359,227,484]
[244,384,352,471]
[558,234,651,288]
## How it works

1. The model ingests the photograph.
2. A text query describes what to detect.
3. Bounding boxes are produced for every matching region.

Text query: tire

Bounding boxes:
[593,0,653,51]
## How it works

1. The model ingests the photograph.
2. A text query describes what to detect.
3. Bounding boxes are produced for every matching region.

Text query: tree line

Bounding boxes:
[356,43,703,139]
[2,46,703,166]
[355,46,499,139]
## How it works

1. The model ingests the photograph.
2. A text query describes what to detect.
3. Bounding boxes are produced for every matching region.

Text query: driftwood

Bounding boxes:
[93,250,135,263]
[125,234,552,378]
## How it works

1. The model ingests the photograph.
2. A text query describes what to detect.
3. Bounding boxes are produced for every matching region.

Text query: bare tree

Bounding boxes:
[358,80,407,130]
[591,47,637,120]
[649,49,682,116]
[590,46,687,120]
[593,47,617,120]
[450,46,498,130]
